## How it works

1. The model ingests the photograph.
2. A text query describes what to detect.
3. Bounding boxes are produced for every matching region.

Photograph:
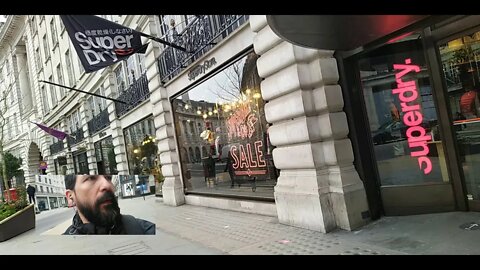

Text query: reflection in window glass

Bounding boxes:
[440,30,480,200]
[73,152,89,174]
[172,51,278,199]
[123,116,162,182]
[359,33,448,186]
[94,136,117,175]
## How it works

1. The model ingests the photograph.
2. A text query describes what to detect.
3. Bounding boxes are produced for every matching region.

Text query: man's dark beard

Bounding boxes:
[76,191,121,228]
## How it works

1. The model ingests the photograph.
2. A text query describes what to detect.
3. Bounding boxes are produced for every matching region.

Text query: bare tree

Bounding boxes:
[208,61,243,103]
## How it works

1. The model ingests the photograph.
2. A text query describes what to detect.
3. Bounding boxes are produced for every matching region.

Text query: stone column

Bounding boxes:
[46,196,51,210]
[147,15,184,206]
[60,117,74,175]
[104,69,129,175]
[251,15,369,232]
[43,133,55,175]
[78,97,97,174]
[14,45,33,114]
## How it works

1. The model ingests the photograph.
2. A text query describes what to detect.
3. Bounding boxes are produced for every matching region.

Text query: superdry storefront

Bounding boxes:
[269,15,480,218]
[171,51,278,201]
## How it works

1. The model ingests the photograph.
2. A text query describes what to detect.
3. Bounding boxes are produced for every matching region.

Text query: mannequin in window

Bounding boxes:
[459,66,480,119]
[200,127,216,156]
[202,153,216,188]
[214,127,222,156]
[390,101,400,122]
[200,127,213,142]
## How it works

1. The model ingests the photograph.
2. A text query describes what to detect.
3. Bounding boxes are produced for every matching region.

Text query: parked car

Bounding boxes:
[372,120,431,145]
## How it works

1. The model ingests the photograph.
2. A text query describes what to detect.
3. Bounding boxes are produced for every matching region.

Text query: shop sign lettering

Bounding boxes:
[392,58,432,174]
[188,57,217,81]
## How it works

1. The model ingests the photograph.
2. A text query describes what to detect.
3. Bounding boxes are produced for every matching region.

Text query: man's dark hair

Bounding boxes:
[65,174,77,190]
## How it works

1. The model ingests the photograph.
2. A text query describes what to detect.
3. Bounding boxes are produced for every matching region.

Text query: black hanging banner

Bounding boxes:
[60,15,149,73]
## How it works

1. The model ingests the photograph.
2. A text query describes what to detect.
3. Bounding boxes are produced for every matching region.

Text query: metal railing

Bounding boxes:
[67,128,84,146]
[87,109,110,135]
[49,140,64,155]
[157,15,248,83]
[115,73,150,117]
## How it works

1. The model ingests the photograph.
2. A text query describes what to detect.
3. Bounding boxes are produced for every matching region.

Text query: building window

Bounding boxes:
[41,85,49,113]
[77,55,84,75]
[65,49,75,87]
[157,15,170,40]
[171,51,277,199]
[357,32,445,186]
[73,152,89,174]
[49,75,57,106]
[35,47,42,72]
[94,136,117,175]
[67,108,81,132]
[87,87,107,118]
[30,16,37,35]
[126,56,136,85]
[13,113,19,134]
[123,116,158,175]
[54,156,67,175]
[42,34,50,62]
[50,18,58,47]
[114,65,126,93]
[59,18,65,34]
[439,30,480,201]
[42,34,49,62]
[6,117,11,139]
[56,64,65,98]
[9,86,14,104]
[5,59,10,75]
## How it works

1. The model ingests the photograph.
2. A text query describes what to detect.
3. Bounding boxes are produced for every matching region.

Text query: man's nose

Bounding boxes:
[98,175,114,192]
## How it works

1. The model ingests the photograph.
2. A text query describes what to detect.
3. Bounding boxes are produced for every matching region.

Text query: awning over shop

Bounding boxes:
[266,15,430,51]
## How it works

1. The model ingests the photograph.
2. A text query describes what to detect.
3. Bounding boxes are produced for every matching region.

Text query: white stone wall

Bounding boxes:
[146,15,184,206]
[0,16,39,185]
[37,174,66,194]
[0,15,158,177]
[151,17,255,206]
[0,14,371,234]
[251,15,370,232]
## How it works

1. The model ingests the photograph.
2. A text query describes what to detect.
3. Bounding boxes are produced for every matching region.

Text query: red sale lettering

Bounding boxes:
[230,141,267,176]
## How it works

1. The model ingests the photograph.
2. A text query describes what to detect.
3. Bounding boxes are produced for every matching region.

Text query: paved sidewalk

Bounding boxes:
[2,195,480,254]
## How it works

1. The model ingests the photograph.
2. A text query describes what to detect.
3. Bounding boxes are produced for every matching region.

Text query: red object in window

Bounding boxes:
[460,90,477,115]
[3,188,18,202]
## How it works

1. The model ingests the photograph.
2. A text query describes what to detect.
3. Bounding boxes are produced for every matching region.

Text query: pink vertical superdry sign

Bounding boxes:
[392,58,432,174]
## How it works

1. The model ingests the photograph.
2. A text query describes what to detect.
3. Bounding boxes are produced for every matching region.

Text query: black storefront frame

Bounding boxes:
[169,46,276,202]
[336,16,480,218]
[427,15,480,212]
